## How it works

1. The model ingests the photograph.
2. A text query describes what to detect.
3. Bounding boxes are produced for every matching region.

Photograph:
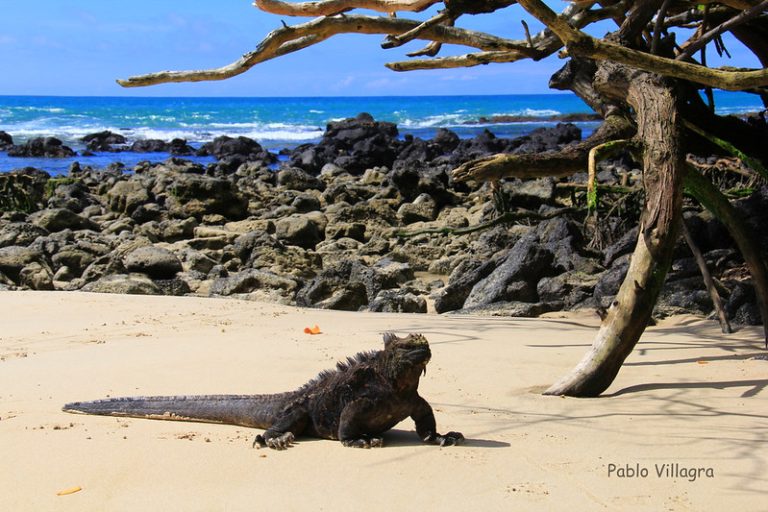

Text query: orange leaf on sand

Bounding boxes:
[304,325,321,335]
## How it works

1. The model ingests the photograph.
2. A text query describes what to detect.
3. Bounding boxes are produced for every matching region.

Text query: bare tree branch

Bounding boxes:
[681,220,732,334]
[389,2,624,72]
[517,0,768,90]
[406,40,443,57]
[451,115,636,183]
[685,167,768,346]
[588,42,768,90]
[381,10,453,49]
[619,0,664,45]
[650,0,674,55]
[676,0,768,61]
[119,0,624,89]
[716,0,765,9]
[118,15,527,87]
[254,0,438,16]
[386,50,533,70]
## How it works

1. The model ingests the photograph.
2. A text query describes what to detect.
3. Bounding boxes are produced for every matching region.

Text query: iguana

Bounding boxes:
[63,332,463,449]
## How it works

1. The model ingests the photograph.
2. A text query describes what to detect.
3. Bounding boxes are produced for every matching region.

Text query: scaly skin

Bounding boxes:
[63,333,464,450]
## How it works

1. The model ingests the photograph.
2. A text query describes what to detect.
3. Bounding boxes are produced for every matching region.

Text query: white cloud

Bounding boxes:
[198,42,214,54]
[74,11,99,25]
[363,77,409,91]
[168,13,189,28]
[331,75,355,91]
[0,35,16,45]
[439,74,479,82]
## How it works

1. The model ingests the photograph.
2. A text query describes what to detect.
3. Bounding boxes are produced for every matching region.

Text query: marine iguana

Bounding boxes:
[63,332,463,449]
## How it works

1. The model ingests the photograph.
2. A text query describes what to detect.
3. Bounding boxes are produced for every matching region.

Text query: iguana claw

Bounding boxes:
[254,432,295,450]
[432,431,464,446]
[342,437,384,448]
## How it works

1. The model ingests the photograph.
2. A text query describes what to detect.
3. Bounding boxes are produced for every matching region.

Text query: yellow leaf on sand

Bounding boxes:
[56,486,82,496]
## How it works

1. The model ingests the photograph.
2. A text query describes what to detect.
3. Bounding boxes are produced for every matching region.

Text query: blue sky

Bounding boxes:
[0,1,760,97]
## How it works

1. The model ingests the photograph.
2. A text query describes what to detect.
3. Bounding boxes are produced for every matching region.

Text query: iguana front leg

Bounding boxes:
[411,395,464,446]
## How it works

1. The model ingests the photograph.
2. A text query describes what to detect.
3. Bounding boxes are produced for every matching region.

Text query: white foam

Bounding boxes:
[122,124,323,143]
[521,108,561,117]
[242,129,323,141]
[10,106,66,114]
[399,113,472,128]
[0,124,119,143]
[207,121,318,130]
[118,114,177,123]
[490,108,562,118]
[0,120,325,146]
[715,105,760,114]
[120,127,205,142]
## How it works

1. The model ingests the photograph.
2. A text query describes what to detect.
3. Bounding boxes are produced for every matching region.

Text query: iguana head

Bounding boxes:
[381,333,431,386]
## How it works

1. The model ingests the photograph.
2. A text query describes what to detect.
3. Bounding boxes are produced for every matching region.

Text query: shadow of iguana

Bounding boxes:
[63,332,463,449]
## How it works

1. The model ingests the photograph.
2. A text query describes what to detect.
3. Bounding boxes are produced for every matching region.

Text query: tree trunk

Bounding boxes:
[545,70,685,397]
[681,220,732,334]
[685,168,768,346]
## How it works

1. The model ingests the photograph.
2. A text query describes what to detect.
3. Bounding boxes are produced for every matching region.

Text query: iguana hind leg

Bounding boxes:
[254,432,295,450]
[338,399,386,448]
[341,435,384,448]
[252,406,308,450]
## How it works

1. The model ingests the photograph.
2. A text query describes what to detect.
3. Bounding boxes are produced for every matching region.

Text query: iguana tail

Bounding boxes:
[62,393,294,429]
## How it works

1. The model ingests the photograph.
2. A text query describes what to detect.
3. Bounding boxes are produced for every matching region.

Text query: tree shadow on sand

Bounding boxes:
[607,378,768,398]
[381,428,509,449]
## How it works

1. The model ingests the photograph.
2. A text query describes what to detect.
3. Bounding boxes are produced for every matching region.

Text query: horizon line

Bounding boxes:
[0,92,579,100]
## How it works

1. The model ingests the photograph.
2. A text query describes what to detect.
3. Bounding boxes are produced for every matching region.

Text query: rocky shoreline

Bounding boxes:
[0,113,766,325]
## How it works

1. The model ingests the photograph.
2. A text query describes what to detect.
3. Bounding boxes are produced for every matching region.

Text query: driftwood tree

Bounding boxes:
[119,0,768,396]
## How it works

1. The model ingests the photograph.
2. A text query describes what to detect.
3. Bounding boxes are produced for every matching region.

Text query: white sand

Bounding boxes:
[1,291,766,511]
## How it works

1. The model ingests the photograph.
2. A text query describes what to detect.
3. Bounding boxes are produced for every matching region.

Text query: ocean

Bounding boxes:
[0,92,762,175]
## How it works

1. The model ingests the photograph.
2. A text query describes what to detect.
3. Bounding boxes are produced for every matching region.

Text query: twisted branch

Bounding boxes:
[676,0,768,61]
[388,2,623,72]
[118,15,526,87]
[518,0,768,91]
[381,10,453,49]
[387,50,533,71]
[452,115,635,183]
[254,0,439,16]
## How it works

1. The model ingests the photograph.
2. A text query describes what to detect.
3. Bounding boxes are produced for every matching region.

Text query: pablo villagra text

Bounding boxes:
[607,463,715,482]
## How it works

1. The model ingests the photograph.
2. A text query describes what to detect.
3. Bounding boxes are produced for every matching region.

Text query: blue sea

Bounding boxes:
[0,92,762,174]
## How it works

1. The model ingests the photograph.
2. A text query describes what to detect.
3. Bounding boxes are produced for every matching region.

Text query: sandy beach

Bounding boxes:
[1,290,766,511]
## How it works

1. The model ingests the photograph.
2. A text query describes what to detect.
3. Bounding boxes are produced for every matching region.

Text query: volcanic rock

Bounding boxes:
[81,131,127,152]
[7,137,76,158]
[82,273,162,295]
[0,131,14,150]
[28,208,99,233]
[369,289,427,313]
[123,246,183,279]
[0,245,45,281]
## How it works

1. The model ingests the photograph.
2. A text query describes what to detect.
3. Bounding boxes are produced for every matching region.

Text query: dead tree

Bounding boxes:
[118,0,768,396]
